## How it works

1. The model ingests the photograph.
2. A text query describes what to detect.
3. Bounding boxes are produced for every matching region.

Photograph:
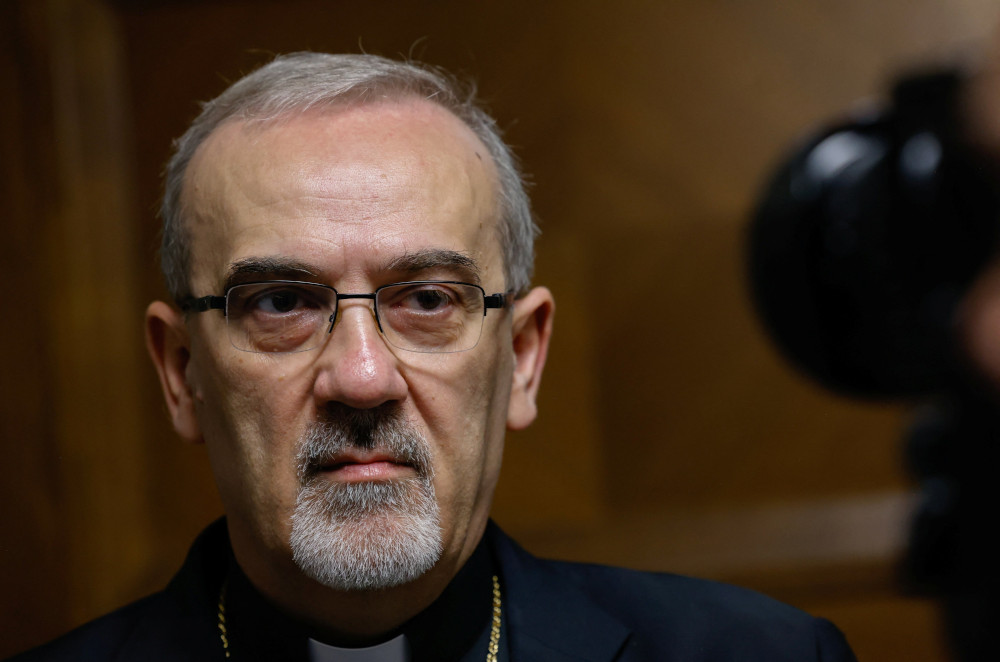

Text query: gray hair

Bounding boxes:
[160,52,537,301]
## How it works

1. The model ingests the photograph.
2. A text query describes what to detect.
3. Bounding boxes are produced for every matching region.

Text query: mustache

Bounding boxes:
[295,403,433,481]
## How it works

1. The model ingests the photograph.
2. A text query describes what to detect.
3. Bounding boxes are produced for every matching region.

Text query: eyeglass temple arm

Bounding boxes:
[484,293,509,312]
[180,295,226,314]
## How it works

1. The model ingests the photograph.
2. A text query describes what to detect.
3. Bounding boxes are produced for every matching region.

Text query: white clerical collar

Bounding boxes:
[308,634,409,662]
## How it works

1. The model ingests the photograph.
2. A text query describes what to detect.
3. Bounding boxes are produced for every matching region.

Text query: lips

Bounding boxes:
[314,452,417,482]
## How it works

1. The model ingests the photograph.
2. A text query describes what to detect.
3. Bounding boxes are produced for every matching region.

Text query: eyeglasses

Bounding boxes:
[180,280,510,354]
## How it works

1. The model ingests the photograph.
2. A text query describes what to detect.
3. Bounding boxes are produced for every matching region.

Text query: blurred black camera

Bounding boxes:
[748,69,1000,661]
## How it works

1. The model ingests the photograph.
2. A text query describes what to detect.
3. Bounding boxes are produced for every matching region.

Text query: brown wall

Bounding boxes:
[5,0,996,658]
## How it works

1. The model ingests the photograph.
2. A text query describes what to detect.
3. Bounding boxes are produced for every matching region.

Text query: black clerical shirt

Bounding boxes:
[224,537,508,662]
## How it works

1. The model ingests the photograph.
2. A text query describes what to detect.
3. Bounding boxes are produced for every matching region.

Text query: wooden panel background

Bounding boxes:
[5,0,998,658]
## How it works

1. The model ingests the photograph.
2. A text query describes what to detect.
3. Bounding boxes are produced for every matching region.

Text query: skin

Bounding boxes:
[145,98,554,640]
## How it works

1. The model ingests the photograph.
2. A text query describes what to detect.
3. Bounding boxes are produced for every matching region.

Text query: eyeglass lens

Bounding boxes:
[224,281,487,354]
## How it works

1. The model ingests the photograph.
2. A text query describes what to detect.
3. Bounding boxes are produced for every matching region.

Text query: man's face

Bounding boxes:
[172,99,523,590]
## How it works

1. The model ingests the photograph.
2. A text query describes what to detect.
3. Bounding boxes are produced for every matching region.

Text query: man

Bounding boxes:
[12,53,857,661]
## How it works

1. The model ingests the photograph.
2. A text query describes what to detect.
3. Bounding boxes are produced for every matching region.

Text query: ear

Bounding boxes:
[960,260,1000,393]
[507,286,555,430]
[145,301,203,443]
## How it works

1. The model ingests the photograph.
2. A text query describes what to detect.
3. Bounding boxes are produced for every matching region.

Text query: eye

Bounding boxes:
[375,282,483,352]
[378,282,482,322]
[407,287,452,311]
[384,283,471,315]
[229,283,329,318]
[257,289,301,313]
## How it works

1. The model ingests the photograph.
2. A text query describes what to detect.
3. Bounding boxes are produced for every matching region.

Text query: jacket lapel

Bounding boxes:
[488,522,634,662]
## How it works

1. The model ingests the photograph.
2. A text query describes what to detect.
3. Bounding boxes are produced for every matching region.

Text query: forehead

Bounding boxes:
[182,99,501,289]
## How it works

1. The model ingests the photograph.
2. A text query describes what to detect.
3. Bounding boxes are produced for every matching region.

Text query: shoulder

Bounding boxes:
[6,593,170,662]
[564,559,826,625]
[488,523,856,661]
[547,559,855,661]
[6,587,222,662]
[6,521,229,662]
[550,559,797,621]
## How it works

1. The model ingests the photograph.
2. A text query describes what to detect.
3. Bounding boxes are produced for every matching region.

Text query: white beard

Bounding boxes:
[290,478,442,590]
[288,409,443,591]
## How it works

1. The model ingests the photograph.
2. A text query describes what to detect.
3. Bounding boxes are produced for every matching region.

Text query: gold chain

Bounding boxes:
[217,579,230,658]
[486,574,501,662]
[217,574,502,661]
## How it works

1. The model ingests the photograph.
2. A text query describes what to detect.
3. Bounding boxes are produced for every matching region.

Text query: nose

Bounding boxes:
[310,302,408,410]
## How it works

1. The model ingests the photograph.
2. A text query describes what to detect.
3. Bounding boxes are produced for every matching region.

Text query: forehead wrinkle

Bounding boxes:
[186,100,504,293]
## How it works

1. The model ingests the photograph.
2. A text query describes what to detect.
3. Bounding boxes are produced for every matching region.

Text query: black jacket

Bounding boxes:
[9,519,857,661]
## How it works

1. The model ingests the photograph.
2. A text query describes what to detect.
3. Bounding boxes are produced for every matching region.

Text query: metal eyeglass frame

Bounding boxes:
[179,279,511,353]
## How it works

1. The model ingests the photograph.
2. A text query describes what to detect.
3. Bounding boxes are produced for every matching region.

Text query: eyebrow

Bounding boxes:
[221,250,482,292]
[381,249,482,284]
[223,257,320,291]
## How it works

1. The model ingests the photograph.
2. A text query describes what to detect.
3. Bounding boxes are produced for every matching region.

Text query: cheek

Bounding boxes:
[188,346,308,533]
[408,342,513,512]
[193,353,274,449]
[193,343,308,429]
